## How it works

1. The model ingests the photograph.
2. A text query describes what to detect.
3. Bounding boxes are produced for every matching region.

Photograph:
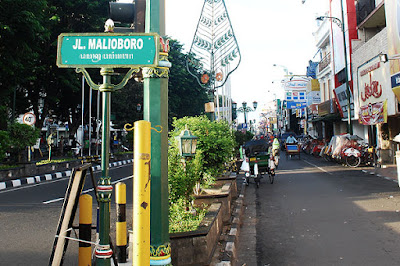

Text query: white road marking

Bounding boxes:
[42,175,133,204]
[303,160,333,175]
[43,198,65,204]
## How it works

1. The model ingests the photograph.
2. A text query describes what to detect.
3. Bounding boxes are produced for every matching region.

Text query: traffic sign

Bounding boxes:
[57,33,159,68]
[23,113,36,126]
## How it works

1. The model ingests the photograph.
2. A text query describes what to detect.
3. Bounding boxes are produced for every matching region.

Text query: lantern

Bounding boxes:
[176,127,198,157]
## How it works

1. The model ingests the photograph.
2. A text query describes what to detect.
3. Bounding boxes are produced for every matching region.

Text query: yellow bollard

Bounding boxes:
[133,120,151,265]
[115,182,127,263]
[79,194,92,266]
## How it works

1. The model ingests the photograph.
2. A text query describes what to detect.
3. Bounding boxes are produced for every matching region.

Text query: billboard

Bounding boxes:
[330,0,346,75]
[385,0,400,101]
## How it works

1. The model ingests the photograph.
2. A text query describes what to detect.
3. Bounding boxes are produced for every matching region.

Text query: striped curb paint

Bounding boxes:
[0,159,133,190]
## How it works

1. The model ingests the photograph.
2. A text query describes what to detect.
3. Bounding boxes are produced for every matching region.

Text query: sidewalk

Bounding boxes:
[361,163,399,185]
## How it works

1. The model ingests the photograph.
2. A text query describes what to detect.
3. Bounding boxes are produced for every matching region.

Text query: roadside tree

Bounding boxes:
[8,123,40,162]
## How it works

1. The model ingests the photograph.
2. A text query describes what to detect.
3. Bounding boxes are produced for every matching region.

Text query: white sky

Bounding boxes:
[165,0,329,122]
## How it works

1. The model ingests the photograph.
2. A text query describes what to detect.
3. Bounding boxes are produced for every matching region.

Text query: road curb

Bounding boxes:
[216,176,246,266]
[361,169,398,185]
[0,159,133,190]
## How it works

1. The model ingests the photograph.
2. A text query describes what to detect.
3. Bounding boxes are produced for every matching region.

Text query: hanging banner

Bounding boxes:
[385,0,400,100]
[359,101,387,125]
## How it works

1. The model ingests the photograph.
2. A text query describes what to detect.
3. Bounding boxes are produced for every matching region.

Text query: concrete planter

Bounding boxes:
[193,182,233,224]
[0,153,133,182]
[170,202,223,266]
[215,175,238,199]
[0,160,81,182]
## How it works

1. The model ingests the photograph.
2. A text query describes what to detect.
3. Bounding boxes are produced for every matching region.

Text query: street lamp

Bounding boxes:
[253,101,258,110]
[236,101,257,128]
[176,127,198,157]
[316,14,353,135]
[242,102,248,124]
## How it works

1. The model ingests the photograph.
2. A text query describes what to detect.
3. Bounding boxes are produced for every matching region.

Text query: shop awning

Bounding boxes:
[310,113,341,122]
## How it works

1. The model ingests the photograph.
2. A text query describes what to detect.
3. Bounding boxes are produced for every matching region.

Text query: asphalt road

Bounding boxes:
[0,163,133,265]
[237,152,400,266]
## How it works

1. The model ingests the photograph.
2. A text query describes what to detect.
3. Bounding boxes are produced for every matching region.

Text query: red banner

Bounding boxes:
[358,101,387,125]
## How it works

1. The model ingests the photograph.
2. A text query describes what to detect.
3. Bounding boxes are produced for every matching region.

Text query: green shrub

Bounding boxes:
[0,164,18,170]
[168,116,235,232]
[36,158,74,166]
[169,198,207,233]
[168,144,204,204]
[170,116,235,176]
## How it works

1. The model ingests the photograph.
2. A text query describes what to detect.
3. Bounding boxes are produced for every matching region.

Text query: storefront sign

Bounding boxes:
[360,74,382,102]
[359,101,387,125]
[284,79,308,89]
[307,91,321,105]
[358,59,384,104]
[286,91,306,102]
[333,83,354,118]
[286,101,307,109]
[318,99,337,117]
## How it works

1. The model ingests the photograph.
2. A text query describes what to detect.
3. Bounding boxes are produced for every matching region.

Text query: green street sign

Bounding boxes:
[57,33,159,68]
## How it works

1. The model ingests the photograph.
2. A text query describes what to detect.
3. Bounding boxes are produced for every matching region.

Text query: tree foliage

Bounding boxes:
[0,0,49,129]
[112,79,143,129]
[8,123,40,162]
[0,131,11,161]
[0,2,208,142]
[0,0,108,134]
[168,40,209,127]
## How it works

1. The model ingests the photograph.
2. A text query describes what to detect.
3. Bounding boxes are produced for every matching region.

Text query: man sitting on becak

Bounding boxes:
[286,134,297,144]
